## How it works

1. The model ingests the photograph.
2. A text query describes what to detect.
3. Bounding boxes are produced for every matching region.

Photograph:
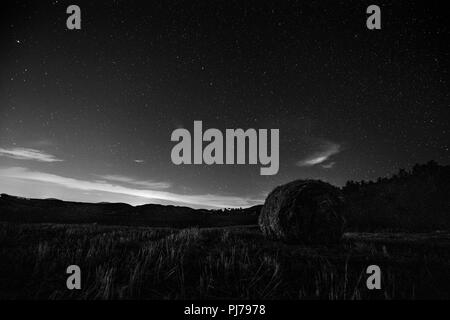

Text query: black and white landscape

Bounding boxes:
[0,0,448,300]
[1,162,449,299]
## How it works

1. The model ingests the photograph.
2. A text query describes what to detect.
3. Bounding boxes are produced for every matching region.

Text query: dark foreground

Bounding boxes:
[0,222,449,300]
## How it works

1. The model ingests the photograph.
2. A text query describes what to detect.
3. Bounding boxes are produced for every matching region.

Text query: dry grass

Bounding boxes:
[0,222,449,299]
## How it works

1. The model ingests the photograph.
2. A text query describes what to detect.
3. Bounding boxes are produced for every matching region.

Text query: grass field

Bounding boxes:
[0,222,449,299]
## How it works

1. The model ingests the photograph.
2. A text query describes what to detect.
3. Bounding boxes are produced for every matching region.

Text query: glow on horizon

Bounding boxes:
[0,166,262,209]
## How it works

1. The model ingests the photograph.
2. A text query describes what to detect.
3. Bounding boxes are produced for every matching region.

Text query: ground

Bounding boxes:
[0,222,449,299]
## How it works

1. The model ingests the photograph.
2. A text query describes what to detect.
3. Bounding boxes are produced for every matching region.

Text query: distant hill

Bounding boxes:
[0,194,261,228]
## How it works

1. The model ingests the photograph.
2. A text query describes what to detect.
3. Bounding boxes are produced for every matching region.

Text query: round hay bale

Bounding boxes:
[259,180,345,244]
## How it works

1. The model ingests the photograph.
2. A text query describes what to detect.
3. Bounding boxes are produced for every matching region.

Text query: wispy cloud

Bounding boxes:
[97,174,170,189]
[296,141,341,167]
[0,167,257,208]
[321,161,336,169]
[0,147,63,162]
[134,159,144,163]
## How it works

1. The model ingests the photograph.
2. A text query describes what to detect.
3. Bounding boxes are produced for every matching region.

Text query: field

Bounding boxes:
[0,222,449,300]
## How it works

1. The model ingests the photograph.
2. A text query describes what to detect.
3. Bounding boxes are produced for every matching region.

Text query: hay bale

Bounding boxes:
[259,180,345,244]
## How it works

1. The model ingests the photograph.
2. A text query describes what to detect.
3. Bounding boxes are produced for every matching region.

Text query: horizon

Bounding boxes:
[1,159,444,209]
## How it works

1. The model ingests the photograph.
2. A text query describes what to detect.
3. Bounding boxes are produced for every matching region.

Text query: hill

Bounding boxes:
[0,194,261,228]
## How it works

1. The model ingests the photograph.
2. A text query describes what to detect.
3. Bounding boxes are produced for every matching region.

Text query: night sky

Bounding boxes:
[0,0,448,208]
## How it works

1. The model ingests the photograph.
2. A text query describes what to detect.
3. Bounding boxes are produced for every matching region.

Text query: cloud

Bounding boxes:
[0,147,63,162]
[0,167,257,209]
[97,174,170,189]
[134,159,145,163]
[321,161,336,169]
[296,141,341,167]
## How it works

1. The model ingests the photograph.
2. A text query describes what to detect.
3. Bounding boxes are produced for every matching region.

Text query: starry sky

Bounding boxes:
[0,0,448,208]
